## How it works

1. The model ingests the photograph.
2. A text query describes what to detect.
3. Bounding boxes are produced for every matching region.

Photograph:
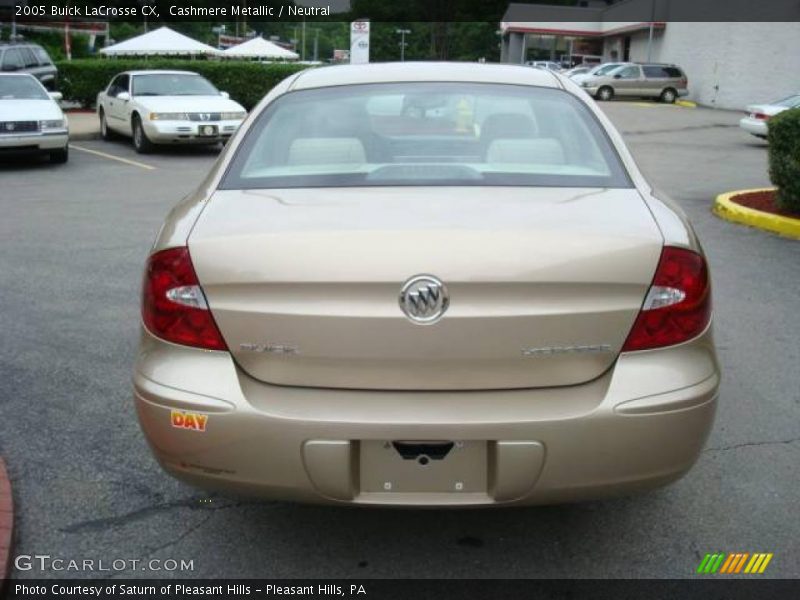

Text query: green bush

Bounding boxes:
[767,107,800,214]
[55,59,309,110]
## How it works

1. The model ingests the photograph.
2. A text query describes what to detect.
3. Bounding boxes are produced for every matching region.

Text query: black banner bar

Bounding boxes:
[1,0,799,24]
[4,579,800,600]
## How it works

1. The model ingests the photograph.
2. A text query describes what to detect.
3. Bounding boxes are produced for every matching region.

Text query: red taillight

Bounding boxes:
[141,247,227,351]
[754,113,770,121]
[621,246,711,352]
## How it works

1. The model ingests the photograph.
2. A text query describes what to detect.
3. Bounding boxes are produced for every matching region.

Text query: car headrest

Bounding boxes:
[287,138,367,166]
[486,138,566,165]
[480,113,537,143]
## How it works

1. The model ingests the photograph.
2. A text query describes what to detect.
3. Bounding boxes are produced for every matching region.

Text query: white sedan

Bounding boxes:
[739,93,800,139]
[0,73,69,163]
[96,70,247,153]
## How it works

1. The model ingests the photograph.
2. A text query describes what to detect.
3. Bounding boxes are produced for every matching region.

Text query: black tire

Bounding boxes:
[132,114,154,154]
[49,145,69,164]
[660,88,678,104]
[99,109,114,141]
[596,86,614,101]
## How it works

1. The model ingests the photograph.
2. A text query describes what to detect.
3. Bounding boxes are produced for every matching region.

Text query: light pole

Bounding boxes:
[395,28,411,61]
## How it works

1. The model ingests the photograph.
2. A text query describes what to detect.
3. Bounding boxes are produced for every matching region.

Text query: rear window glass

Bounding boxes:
[774,95,800,108]
[31,46,52,65]
[220,82,631,190]
[643,66,683,78]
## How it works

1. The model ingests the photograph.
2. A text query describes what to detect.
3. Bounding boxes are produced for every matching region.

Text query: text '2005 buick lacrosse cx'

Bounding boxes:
[134,63,719,507]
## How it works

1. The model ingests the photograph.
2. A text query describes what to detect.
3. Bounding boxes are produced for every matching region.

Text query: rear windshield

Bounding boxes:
[774,94,800,108]
[220,82,631,190]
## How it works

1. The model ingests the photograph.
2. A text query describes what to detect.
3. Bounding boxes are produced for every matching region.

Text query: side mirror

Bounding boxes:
[48,91,63,102]
[117,91,131,101]
[220,91,230,99]
[613,74,622,79]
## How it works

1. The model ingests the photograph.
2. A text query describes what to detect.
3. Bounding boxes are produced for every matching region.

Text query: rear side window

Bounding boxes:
[221,82,631,190]
[19,47,39,68]
[643,66,683,78]
[31,46,52,65]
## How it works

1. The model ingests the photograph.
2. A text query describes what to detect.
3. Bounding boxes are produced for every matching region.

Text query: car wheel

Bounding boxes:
[99,109,113,141]
[596,86,614,101]
[132,115,154,154]
[660,88,677,104]
[49,145,69,164]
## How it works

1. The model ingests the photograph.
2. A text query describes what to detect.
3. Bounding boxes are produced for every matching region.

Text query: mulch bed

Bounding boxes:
[730,189,800,219]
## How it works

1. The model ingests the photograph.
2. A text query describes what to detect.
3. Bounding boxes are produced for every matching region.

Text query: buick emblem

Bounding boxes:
[399,275,449,324]
[199,113,211,121]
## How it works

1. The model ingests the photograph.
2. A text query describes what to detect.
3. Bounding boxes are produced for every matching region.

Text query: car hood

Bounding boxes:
[0,99,63,122]
[570,74,593,84]
[132,95,245,113]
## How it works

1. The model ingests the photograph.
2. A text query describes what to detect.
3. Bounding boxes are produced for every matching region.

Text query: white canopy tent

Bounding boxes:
[222,36,299,61]
[100,26,220,57]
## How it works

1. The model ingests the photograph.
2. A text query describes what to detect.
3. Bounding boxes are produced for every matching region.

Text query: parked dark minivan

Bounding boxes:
[0,43,58,90]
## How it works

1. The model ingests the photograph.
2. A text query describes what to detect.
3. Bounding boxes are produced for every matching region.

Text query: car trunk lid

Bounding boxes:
[188,187,663,390]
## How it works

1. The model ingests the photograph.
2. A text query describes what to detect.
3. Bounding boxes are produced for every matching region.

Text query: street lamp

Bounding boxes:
[395,28,411,61]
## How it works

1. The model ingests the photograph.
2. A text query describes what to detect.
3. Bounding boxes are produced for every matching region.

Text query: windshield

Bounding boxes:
[221,82,631,190]
[591,63,623,76]
[774,94,800,108]
[0,76,49,100]
[132,73,218,97]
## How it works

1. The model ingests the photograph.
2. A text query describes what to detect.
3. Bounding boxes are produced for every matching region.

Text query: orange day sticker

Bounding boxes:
[171,410,209,432]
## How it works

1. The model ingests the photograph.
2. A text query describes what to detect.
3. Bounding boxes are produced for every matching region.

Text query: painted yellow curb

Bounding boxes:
[676,100,697,108]
[713,188,800,240]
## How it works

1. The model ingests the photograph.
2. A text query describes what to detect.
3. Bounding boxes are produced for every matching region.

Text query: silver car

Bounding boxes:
[582,63,689,103]
[134,63,718,507]
[739,93,800,139]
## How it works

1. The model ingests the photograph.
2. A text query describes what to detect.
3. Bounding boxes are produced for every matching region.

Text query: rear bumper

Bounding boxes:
[133,325,719,507]
[739,117,768,137]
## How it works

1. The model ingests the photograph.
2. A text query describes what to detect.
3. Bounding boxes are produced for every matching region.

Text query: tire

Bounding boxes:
[660,88,677,104]
[99,109,114,141]
[49,145,69,164]
[132,114,154,154]
[596,86,614,101]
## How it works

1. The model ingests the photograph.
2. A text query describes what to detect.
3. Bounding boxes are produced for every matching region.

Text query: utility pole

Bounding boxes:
[647,0,656,62]
[312,28,319,62]
[301,18,306,61]
[395,28,411,61]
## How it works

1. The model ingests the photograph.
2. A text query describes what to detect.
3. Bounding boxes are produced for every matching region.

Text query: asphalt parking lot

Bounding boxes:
[1,101,798,579]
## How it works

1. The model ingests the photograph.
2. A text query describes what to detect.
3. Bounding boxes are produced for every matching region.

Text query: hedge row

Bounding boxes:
[767,107,800,213]
[55,59,310,110]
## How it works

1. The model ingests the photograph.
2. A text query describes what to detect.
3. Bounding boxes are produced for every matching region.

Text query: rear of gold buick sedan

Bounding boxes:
[133,63,719,506]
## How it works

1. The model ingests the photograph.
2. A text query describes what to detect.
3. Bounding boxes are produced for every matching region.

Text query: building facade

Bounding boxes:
[500,1,800,110]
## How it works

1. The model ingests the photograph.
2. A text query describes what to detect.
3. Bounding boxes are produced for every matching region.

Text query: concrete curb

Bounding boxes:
[69,132,101,141]
[0,457,14,583]
[65,111,101,142]
[713,188,800,240]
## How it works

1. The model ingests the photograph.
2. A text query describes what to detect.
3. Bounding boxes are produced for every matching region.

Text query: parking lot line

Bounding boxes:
[71,144,156,170]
